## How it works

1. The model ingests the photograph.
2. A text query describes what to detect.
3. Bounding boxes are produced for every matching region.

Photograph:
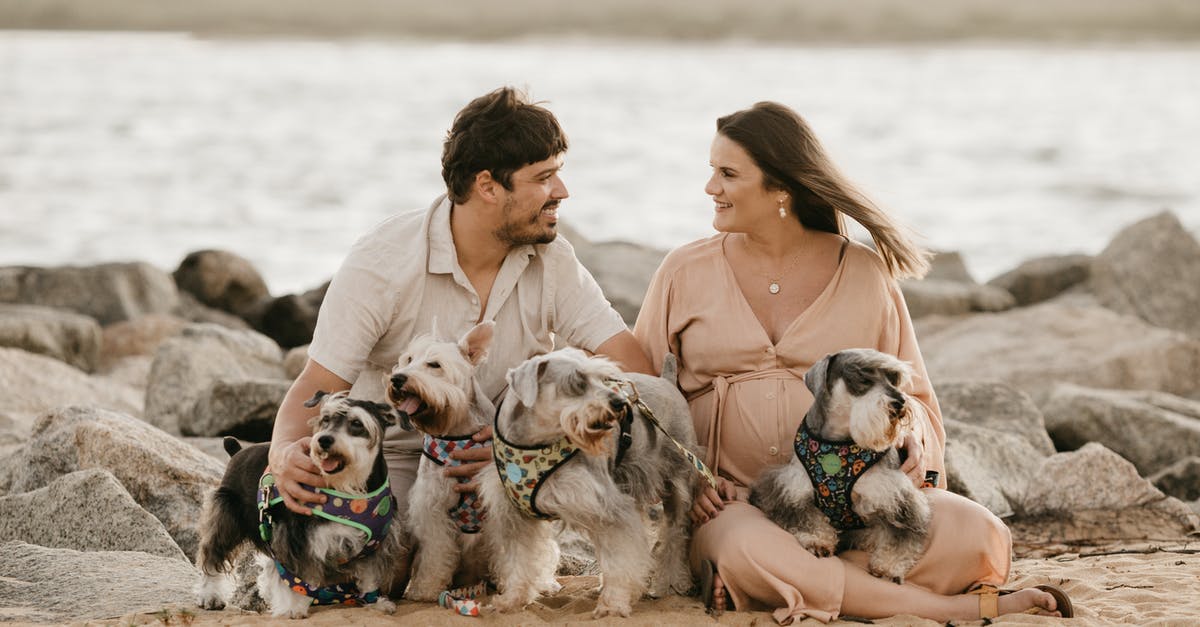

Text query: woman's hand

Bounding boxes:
[447,425,494,495]
[691,476,740,526]
[268,437,328,515]
[897,431,925,488]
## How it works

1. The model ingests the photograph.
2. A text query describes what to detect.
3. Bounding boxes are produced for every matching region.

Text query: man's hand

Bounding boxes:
[268,437,328,515]
[898,431,926,488]
[447,425,494,494]
[691,476,739,526]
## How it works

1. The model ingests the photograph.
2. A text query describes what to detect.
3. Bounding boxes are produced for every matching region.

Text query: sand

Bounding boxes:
[73,542,1200,627]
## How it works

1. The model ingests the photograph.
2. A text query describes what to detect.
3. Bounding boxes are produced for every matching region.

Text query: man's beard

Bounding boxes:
[494,196,557,246]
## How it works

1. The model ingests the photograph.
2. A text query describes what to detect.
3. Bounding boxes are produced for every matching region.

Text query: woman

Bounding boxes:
[633,102,1068,623]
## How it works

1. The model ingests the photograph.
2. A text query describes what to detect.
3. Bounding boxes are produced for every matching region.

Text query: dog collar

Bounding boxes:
[422,433,488,534]
[491,412,579,521]
[257,473,394,548]
[793,423,885,531]
[272,559,381,606]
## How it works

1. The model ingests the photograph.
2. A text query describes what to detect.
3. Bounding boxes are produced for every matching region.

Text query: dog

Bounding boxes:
[478,348,699,618]
[750,348,931,582]
[194,391,402,618]
[383,320,495,602]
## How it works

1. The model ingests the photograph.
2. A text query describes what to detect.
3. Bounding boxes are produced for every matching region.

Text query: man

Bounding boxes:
[267,87,652,585]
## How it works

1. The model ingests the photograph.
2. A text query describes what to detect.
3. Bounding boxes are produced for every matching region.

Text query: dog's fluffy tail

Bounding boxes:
[222,437,242,457]
[661,353,679,387]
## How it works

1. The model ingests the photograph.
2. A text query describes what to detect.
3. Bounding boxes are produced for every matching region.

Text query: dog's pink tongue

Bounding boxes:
[396,397,421,415]
[320,458,342,473]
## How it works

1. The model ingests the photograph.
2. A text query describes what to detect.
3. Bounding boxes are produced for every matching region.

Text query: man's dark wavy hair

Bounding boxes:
[441,87,569,204]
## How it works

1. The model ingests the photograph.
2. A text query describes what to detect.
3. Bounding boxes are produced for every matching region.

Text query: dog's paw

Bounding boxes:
[195,594,225,611]
[369,596,397,614]
[404,584,443,603]
[793,533,836,557]
[593,599,633,618]
[491,591,533,613]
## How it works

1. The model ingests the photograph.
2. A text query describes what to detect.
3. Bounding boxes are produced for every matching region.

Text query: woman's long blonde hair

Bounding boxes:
[717,102,931,279]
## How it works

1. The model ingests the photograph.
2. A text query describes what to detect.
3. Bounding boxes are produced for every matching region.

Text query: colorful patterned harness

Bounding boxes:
[257,473,394,605]
[422,433,488,533]
[492,419,580,520]
[792,423,886,531]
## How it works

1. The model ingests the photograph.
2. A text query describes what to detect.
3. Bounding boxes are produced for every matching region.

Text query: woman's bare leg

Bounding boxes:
[839,563,1059,621]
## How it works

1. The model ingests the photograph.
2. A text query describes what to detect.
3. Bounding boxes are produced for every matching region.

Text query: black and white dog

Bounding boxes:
[194,391,403,618]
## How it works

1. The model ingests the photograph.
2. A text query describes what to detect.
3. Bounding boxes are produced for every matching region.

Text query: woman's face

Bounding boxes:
[705,133,783,234]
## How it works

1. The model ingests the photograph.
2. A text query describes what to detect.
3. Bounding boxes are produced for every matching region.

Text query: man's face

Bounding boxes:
[493,154,568,246]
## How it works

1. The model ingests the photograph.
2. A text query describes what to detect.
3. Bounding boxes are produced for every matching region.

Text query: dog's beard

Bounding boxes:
[310,442,373,493]
[849,386,911,451]
[562,405,619,457]
[387,379,472,436]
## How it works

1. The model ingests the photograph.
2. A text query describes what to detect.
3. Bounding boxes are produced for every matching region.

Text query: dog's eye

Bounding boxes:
[350,419,363,429]
[426,361,441,369]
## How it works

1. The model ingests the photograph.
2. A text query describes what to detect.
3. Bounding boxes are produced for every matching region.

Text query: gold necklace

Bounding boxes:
[740,236,804,295]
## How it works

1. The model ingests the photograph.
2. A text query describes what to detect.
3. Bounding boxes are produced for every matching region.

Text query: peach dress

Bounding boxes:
[634,234,1011,624]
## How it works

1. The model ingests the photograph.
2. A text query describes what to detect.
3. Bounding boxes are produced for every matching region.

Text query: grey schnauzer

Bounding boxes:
[477,349,699,618]
[750,348,931,582]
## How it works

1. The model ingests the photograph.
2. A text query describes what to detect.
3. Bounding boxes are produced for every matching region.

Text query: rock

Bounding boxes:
[987,254,1092,307]
[901,279,1016,319]
[1010,443,1199,544]
[144,324,286,435]
[1091,211,1200,337]
[184,436,239,463]
[6,406,224,558]
[0,469,185,560]
[936,380,1056,455]
[96,354,155,392]
[172,249,271,317]
[558,222,665,326]
[1149,457,1200,502]
[248,281,329,349]
[0,303,102,372]
[919,302,1200,402]
[99,313,186,368]
[186,378,291,441]
[1042,384,1200,476]
[0,541,197,622]
[943,420,1047,518]
[284,344,309,379]
[925,250,975,283]
[0,347,142,437]
[0,262,179,325]
[174,290,254,330]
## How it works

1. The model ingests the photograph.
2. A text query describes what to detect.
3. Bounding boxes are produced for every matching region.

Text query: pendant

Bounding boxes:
[768,281,781,295]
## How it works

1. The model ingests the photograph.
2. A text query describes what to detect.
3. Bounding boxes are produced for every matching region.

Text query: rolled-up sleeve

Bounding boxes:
[633,260,678,378]
[308,252,393,384]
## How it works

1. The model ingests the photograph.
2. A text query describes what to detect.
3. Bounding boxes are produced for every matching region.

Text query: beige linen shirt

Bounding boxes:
[308,195,627,485]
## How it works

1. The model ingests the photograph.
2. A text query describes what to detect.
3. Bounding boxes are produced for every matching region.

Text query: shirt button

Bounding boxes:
[766,393,775,400]
[765,347,774,354]
[768,446,779,456]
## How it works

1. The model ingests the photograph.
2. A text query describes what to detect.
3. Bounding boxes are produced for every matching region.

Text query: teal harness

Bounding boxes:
[256,473,393,605]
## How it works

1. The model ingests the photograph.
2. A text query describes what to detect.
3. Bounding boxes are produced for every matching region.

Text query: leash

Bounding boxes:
[437,581,489,617]
[605,378,718,490]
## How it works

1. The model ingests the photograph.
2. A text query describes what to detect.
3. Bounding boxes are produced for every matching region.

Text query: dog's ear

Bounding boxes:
[369,402,398,429]
[507,355,548,408]
[303,390,329,408]
[804,355,832,396]
[459,320,495,366]
[882,359,915,391]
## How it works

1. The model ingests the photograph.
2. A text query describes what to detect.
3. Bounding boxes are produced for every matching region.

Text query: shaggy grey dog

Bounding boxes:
[478,349,699,618]
[750,348,931,582]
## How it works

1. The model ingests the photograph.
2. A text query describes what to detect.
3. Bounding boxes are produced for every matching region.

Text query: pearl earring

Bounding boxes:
[778,197,787,219]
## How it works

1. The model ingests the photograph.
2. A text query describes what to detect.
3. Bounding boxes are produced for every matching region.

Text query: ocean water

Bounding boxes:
[1,32,1198,294]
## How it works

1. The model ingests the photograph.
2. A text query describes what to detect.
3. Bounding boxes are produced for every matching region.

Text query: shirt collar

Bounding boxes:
[426,195,537,276]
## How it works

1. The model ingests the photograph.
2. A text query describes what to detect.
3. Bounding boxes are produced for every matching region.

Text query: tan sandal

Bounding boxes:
[970,583,1074,619]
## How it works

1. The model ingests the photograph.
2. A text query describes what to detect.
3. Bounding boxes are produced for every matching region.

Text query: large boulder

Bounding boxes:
[1010,443,1199,544]
[901,279,1016,319]
[936,380,1055,455]
[186,378,292,441]
[987,254,1092,307]
[924,250,976,283]
[558,222,665,326]
[1042,384,1200,476]
[0,469,185,560]
[918,302,1200,402]
[143,324,286,435]
[6,406,224,558]
[248,281,329,349]
[174,291,254,330]
[284,344,309,379]
[99,313,187,368]
[0,262,179,325]
[1091,211,1200,337]
[0,303,102,372]
[172,249,271,317]
[1149,457,1200,503]
[0,347,142,437]
[943,420,1047,518]
[0,541,197,623]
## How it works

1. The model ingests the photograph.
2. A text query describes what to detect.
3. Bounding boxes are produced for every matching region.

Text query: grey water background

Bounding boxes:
[2,31,1198,294]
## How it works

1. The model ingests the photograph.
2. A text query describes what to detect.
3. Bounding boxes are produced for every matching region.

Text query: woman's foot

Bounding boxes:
[987,586,1066,618]
[699,560,731,615]
[710,572,728,613]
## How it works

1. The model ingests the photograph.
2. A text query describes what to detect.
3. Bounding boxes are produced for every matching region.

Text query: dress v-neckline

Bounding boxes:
[718,233,848,348]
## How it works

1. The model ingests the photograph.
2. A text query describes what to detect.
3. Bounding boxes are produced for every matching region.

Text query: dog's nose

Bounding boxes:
[390,373,407,389]
[317,435,334,450]
[608,395,628,412]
